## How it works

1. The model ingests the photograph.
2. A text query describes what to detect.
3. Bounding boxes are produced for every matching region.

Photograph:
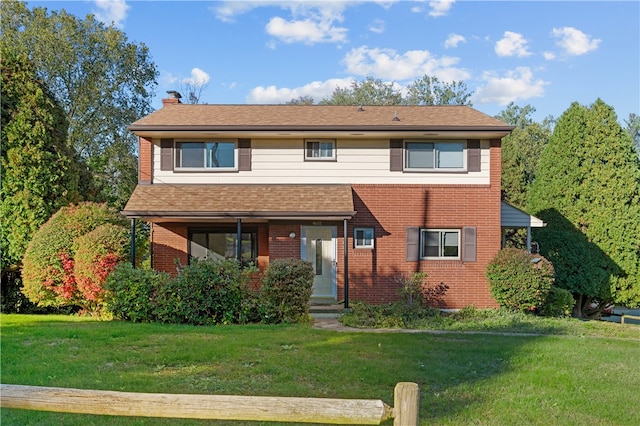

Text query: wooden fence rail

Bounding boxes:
[0,382,419,425]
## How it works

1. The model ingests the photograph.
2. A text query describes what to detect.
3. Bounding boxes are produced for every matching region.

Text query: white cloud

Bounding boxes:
[495,31,532,57]
[92,0,129,29]
[473,67,548,105]
[369,19,385,34]
[444,33,466,49]
[182,68,211,86]
[543,51,556,61]
[266,16,347,44]
[429,0,455,17]
[343,46,470,81]
[552,26,601,56]
[247,77,354,103]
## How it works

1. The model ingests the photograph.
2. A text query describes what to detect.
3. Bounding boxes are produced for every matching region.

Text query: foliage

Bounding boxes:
[1,0,158,206]
[529,99,640,312]
[624,112,640,159]
[318,75,474,106]
[341,301,441,329]
[21,202,127,310]
[320,76,402,106]
[496,103,552,210]
[486,248,555,312]
[73,224,130,314]
[104,263,170,323]
[395,272,449,308]
[539,287,575,318]
[0,46,79,272]
[153,259,257,325]
[259,258,314,324]
[404,75,473,106]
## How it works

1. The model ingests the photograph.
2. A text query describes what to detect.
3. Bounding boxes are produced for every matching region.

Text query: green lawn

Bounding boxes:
[1,314,639,425]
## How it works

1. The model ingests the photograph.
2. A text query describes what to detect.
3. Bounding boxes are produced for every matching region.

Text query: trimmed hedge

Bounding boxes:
[259,259,315,324]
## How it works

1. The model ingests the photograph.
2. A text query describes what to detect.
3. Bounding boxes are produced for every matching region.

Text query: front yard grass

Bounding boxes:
[1,313,639,425]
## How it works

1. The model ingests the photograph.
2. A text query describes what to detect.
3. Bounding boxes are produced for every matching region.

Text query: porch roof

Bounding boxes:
[121,184,356,221]
[501,202,546,228]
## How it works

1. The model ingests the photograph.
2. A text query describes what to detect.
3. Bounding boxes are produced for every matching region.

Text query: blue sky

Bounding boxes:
[27,1,639,122]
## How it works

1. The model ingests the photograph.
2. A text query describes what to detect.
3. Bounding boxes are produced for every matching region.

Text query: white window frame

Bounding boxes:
[354,227,375,249]
[175,140,238,171]
[305,139,336,161]
[420,229,461,260]
[404,141,465,171]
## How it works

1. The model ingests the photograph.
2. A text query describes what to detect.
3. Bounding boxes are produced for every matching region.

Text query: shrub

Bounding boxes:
[396,272,449,308]
[74,224,130,315]
[340,301,440,329]
[539,287,575,317]
[486,248,555,313]
[104,263,170,323]
[154,258,256,325]
[21,202,127,310]
[260,258,314,324]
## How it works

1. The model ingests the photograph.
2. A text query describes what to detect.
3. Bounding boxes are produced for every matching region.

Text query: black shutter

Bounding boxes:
[406,227,420,261]
[160,139,174,171]
[390,139,403,171]
[467,140,481,172]
[462,227,476,262]
[238,139,251,171]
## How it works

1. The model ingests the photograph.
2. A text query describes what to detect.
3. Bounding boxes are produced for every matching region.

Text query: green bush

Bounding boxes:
[154,258,256,326]
[104,263,170,323]
[539,287,575,317]
[486,248,555,313]
[21,202,126,310]
[259,258,314,324]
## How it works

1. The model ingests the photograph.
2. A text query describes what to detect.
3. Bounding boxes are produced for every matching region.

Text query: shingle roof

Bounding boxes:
[129,104,512,131]
[122,184,356,220]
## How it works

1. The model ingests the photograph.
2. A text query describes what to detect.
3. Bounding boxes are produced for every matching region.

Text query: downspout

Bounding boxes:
[236,218,242,262]
[343,218,349,309]
[130,218,136,268]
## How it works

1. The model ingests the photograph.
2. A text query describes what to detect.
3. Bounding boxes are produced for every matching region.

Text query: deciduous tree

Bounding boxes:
[320,77,403,105]
[404,75,473,106]
[1,0,158,207]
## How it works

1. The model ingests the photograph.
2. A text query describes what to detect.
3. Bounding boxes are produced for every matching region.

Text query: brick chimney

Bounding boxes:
[162,90,182,106]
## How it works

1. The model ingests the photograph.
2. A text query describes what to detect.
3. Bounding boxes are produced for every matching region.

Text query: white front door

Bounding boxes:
[301,226,336,300]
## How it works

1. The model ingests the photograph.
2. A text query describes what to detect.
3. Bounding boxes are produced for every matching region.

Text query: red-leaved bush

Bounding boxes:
[22,202,128,314]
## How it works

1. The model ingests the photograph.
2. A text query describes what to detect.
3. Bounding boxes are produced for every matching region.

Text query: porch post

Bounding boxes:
[130,218,136,268]
[236,218,242,262]
[526,226,532,253]
[343,218,349,309]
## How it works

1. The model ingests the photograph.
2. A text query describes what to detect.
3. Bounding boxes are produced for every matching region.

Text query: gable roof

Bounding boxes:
[128,104,514,139]
[122,184,356,221]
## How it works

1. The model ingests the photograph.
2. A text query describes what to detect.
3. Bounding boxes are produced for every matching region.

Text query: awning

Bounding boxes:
[501,202,546,228]
[121,184,356,221]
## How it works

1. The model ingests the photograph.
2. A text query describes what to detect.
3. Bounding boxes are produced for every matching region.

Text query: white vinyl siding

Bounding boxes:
[153,138,490,185]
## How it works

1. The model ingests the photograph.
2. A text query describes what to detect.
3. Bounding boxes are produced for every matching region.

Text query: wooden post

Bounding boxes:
[393,382,419,426]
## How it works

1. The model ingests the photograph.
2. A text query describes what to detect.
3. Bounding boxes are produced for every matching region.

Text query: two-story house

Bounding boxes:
[122,92,517,309]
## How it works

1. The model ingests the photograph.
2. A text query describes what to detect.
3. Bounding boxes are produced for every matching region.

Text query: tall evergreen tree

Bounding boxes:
[1,47,79,273]
[529,99,640,316]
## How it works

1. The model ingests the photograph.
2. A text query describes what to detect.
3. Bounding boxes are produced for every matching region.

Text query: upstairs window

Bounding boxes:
[305,139,336,161]
[175,141,236,170]
[405,141,464,170]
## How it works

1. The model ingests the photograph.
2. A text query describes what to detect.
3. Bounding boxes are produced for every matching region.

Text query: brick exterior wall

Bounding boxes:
[148,141,503,309]
[138,137,152,183]
[151,223,188,275]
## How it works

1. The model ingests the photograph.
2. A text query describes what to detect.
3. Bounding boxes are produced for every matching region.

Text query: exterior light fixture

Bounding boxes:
[289,232,296,239]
